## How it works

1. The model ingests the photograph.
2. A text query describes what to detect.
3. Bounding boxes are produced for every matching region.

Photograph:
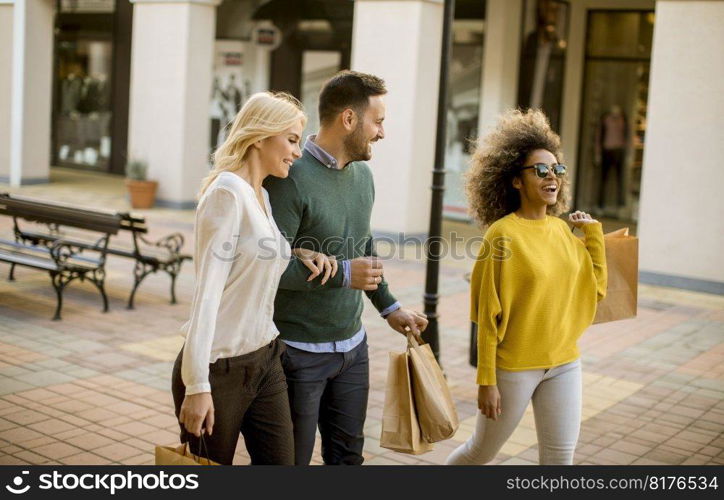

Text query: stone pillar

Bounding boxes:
[3,0,54,185]
[351,0,443,238]
[637,0,724,293]
[127,0,220,208]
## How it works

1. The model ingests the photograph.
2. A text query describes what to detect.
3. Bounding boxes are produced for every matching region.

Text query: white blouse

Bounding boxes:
[180,172,291,394]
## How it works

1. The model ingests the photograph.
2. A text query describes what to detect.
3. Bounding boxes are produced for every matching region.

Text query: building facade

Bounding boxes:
[0,0,722,293]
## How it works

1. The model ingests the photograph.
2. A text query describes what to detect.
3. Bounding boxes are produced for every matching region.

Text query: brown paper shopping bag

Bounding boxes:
[380,350,433,455]
[593,227,639,324]
[407,335,459,442]
[155,437,220,466]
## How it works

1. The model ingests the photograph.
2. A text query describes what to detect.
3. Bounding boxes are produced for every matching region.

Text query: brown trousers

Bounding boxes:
[172,338,294,465]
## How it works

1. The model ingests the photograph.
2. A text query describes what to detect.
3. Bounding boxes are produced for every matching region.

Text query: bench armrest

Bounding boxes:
[139,232,185,255]
[49,239,78,266]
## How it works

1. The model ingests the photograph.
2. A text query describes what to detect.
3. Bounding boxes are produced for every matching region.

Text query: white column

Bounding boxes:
[351,0,443,238]
[477,0,522,136]
[5,0,54,185]
[637,0,724,293]
[0,1,13,182]
[128,0,220,208]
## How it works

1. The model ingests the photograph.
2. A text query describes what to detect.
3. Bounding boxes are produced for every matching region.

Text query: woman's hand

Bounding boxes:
[179,392,214,437]
[478,385,501,420]
[293,248,338,284]
[569,210,598,228]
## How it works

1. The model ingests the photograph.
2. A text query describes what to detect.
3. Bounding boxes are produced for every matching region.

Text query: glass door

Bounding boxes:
[52,0,116,171]
[576,10,654,221]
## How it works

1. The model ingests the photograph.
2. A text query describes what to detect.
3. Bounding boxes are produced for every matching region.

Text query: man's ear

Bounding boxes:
[341,108,357,131]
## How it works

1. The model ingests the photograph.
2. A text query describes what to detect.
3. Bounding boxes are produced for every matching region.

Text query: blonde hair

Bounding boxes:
[199,91,307,197]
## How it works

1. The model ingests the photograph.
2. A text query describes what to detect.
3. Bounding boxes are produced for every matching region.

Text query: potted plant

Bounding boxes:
[125,159,158,209]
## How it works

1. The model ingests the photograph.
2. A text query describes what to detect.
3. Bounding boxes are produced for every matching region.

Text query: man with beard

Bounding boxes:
[264,71,428,465]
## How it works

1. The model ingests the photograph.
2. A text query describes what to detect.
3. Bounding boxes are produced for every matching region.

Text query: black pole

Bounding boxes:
[422,0,455,361]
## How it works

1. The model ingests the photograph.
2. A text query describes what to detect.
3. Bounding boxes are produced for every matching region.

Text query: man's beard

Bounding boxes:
[343,123,372,162]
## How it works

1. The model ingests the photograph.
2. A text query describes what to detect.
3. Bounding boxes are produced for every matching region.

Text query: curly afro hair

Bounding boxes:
[464,109,570,226]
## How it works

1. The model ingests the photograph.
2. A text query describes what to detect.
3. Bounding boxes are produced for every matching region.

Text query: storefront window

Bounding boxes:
[53,0,116,171]
[210,41,251,156]
[518,0,569,133]
[576,11,654,221]
[442,3,485,220]
[55,40,113,170]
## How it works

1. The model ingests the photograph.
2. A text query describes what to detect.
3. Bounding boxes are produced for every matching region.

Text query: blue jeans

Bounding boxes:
[281,338,370,465]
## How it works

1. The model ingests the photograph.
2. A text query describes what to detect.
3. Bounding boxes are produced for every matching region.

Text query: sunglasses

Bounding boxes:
[520,163,567,178]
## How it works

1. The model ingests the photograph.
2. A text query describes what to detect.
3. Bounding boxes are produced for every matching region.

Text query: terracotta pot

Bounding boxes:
[126,179,158,209]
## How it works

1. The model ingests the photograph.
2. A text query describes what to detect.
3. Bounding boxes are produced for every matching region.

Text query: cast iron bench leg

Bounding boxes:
[166,258,186,305]
[169,271,178,305]
[89,269,109,313]
[50,272,64,321]
[8,263,16,281]
[127,260,155,310]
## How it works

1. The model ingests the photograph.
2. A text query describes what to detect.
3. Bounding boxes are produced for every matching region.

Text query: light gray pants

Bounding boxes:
[446,359,582,465]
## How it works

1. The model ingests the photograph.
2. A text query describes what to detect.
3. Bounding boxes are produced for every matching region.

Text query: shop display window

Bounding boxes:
[55,39,113,170]
[52,0,116,171]
[576,11,654,222]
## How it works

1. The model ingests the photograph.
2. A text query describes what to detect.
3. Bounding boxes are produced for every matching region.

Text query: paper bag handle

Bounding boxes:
[183,431,212,465]
[407,332,424,349]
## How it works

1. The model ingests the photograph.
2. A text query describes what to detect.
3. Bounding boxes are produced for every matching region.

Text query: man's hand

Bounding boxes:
[386,308,428,337]
[349,257,384,290]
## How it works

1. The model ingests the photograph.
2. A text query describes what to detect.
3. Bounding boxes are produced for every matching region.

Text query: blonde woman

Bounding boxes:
[172,92,334,465]
[446,109,607,465]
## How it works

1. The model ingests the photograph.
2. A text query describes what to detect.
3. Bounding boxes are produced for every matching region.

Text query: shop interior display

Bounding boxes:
[54,41,113,171]
[576,10,653,222]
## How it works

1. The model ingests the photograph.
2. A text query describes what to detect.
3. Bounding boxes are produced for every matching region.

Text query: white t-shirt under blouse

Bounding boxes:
[180,172,291,395]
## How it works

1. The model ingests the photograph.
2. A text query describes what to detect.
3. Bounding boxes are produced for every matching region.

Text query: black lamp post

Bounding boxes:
[422,0,455,360]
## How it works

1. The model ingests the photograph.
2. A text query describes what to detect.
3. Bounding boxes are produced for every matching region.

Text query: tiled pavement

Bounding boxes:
[0,168,722,465]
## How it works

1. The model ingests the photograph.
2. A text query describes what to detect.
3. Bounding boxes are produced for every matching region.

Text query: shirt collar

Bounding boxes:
[304,134,341,170]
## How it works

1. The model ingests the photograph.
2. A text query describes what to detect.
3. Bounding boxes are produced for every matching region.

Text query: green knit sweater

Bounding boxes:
[263,151,398,342]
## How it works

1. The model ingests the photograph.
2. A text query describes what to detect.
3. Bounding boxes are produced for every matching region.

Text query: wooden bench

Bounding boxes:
[0,193,192,311]
[0,196,122,320]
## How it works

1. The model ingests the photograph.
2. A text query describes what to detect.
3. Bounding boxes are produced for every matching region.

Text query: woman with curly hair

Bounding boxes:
[446,109,607,465]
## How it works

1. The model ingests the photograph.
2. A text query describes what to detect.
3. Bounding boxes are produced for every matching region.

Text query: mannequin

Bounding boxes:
[59,68,84,161]
[595,105,629,210]
[209,77,225,153]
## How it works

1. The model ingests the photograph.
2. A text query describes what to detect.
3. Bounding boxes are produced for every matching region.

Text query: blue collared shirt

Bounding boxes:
[283,135,401,353]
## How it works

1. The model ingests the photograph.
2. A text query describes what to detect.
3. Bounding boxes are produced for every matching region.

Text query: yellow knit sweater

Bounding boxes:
[471,213,607,385]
